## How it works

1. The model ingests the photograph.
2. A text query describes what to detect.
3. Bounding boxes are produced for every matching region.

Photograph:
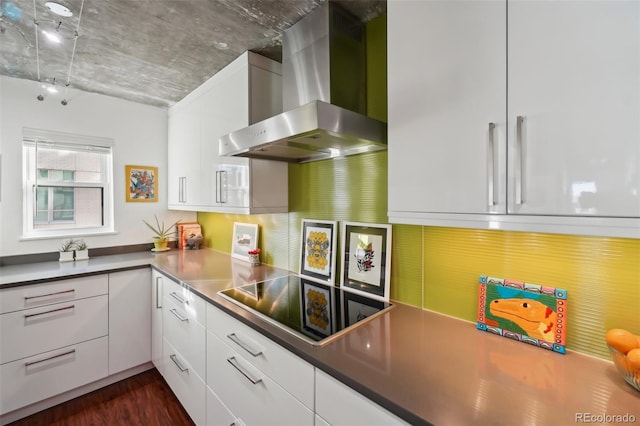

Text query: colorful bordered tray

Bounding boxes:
[477,276,567,354]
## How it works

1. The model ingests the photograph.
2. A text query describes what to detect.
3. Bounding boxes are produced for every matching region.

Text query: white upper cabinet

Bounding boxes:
[168,51,288,214]
[388,0,640,238]
[507,0,639,217]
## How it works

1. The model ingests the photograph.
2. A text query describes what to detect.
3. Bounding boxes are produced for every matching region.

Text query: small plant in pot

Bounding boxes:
[75,239,89,260]
[59,239,76,262]
[144,215,179,251]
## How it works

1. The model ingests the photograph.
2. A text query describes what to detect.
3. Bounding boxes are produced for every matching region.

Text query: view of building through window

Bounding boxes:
[22,130,114,237]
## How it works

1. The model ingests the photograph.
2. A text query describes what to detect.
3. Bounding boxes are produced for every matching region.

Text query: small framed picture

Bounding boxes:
[300,278,334,339]
[231,222,259,262]
[299,219,338,285]
[126,165,158,202]
[341,221,392,301]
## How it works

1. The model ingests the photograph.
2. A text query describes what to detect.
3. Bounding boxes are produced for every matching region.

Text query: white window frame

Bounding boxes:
[22,127,115,239]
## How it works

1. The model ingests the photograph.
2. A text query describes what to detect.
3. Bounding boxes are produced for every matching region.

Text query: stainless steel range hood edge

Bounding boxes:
[220,100,387,163]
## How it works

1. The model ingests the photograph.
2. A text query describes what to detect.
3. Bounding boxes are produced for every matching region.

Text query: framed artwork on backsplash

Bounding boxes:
[340,222,392,301]
[231,222,259,262]
[299,219,338,285]
[477,275,568,354]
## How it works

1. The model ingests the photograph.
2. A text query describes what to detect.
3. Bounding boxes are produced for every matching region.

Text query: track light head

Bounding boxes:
[37,94,44,101]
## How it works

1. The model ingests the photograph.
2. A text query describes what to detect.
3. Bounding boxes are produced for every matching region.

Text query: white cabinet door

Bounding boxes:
[508,0,640,217]
[388,0,506,215]
[108,268,151,375]
[150,269,166,375]
[163,338,206,425]
[168,106,201,209]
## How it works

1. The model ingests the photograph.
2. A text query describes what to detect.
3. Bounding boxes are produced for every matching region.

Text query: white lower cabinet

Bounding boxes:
[206,331,313,426]
[0,295,108,364]
[0,336,109,415]
[108,268,151,375]
[206,386,237,426]
[163,338,206,425]
[315,369,408,426]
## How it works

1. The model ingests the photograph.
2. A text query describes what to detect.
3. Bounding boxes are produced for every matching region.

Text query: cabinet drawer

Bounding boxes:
[0,275,108,314]
[162,278,206,326]
[315,369,408,426]
[206,332,314,426]
[206,304,314,409]
[163,338,205,426]
[0,336,109,415]
[206,386,236,426]
[163,296,206,379]
[0,295,108,364]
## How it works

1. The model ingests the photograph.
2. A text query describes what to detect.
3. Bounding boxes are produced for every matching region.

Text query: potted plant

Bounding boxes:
[75,239,89,260]
[59,239,76,262]
[144,215,179,251]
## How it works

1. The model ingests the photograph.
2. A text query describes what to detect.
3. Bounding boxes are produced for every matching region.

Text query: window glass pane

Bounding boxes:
[38,169,49,179]
[52,188,74,222]
[35,187,49,223]
[33,187,103,229]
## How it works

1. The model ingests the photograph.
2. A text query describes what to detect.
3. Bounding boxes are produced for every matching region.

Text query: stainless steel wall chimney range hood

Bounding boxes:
[219,2,387,163]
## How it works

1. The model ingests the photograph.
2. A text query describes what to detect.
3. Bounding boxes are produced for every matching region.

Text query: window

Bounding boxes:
[22,128,114,238]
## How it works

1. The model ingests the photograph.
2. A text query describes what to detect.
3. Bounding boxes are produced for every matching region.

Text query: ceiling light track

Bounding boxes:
[33,0,84,106]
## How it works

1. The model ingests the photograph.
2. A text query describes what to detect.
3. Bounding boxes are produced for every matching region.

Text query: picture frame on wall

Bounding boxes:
[340,221,392,301]
[299,219,338,285]
[231,222,259,262]
[125,165,158,202]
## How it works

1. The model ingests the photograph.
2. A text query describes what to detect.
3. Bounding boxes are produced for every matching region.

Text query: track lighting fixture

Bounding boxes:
[33,0,85,106]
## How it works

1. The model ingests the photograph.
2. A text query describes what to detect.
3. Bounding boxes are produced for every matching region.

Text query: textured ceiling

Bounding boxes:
[0,0,386,107]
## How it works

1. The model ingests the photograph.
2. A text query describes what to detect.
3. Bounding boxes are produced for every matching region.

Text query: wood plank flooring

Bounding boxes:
[8,369,194,426]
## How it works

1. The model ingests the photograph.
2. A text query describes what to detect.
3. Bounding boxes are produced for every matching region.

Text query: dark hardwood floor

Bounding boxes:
[8,369,194,426]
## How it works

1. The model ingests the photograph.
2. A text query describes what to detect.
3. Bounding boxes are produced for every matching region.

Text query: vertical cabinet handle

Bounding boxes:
[215,171,220,203]
[170,354,189,372]
[515,116,525,205]
[178,177,187,203]
[487,122,498,206]
[227,356,262,385]
[219,170,227,203]
[155,277,162,309]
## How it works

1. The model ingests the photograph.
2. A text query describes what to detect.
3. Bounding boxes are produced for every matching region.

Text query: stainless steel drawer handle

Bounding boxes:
[227,356,262,385]
[24,305,75,319]
[24,289,75,300]
[170,354,189,372]
[170,308,189,322]
[227,333,263,357]
[25,349,76,367]
[169,292,188,305]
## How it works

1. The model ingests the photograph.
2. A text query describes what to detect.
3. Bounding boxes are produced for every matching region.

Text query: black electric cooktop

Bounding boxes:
[218,274,393,346]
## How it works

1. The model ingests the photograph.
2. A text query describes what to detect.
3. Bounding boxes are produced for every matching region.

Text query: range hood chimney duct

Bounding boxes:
[219,2,387,163]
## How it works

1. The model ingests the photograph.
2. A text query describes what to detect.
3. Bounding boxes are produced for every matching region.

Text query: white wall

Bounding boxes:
[0,76,196,256]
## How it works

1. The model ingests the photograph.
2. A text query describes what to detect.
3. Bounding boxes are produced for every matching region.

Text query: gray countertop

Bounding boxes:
[3,248,639,425]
